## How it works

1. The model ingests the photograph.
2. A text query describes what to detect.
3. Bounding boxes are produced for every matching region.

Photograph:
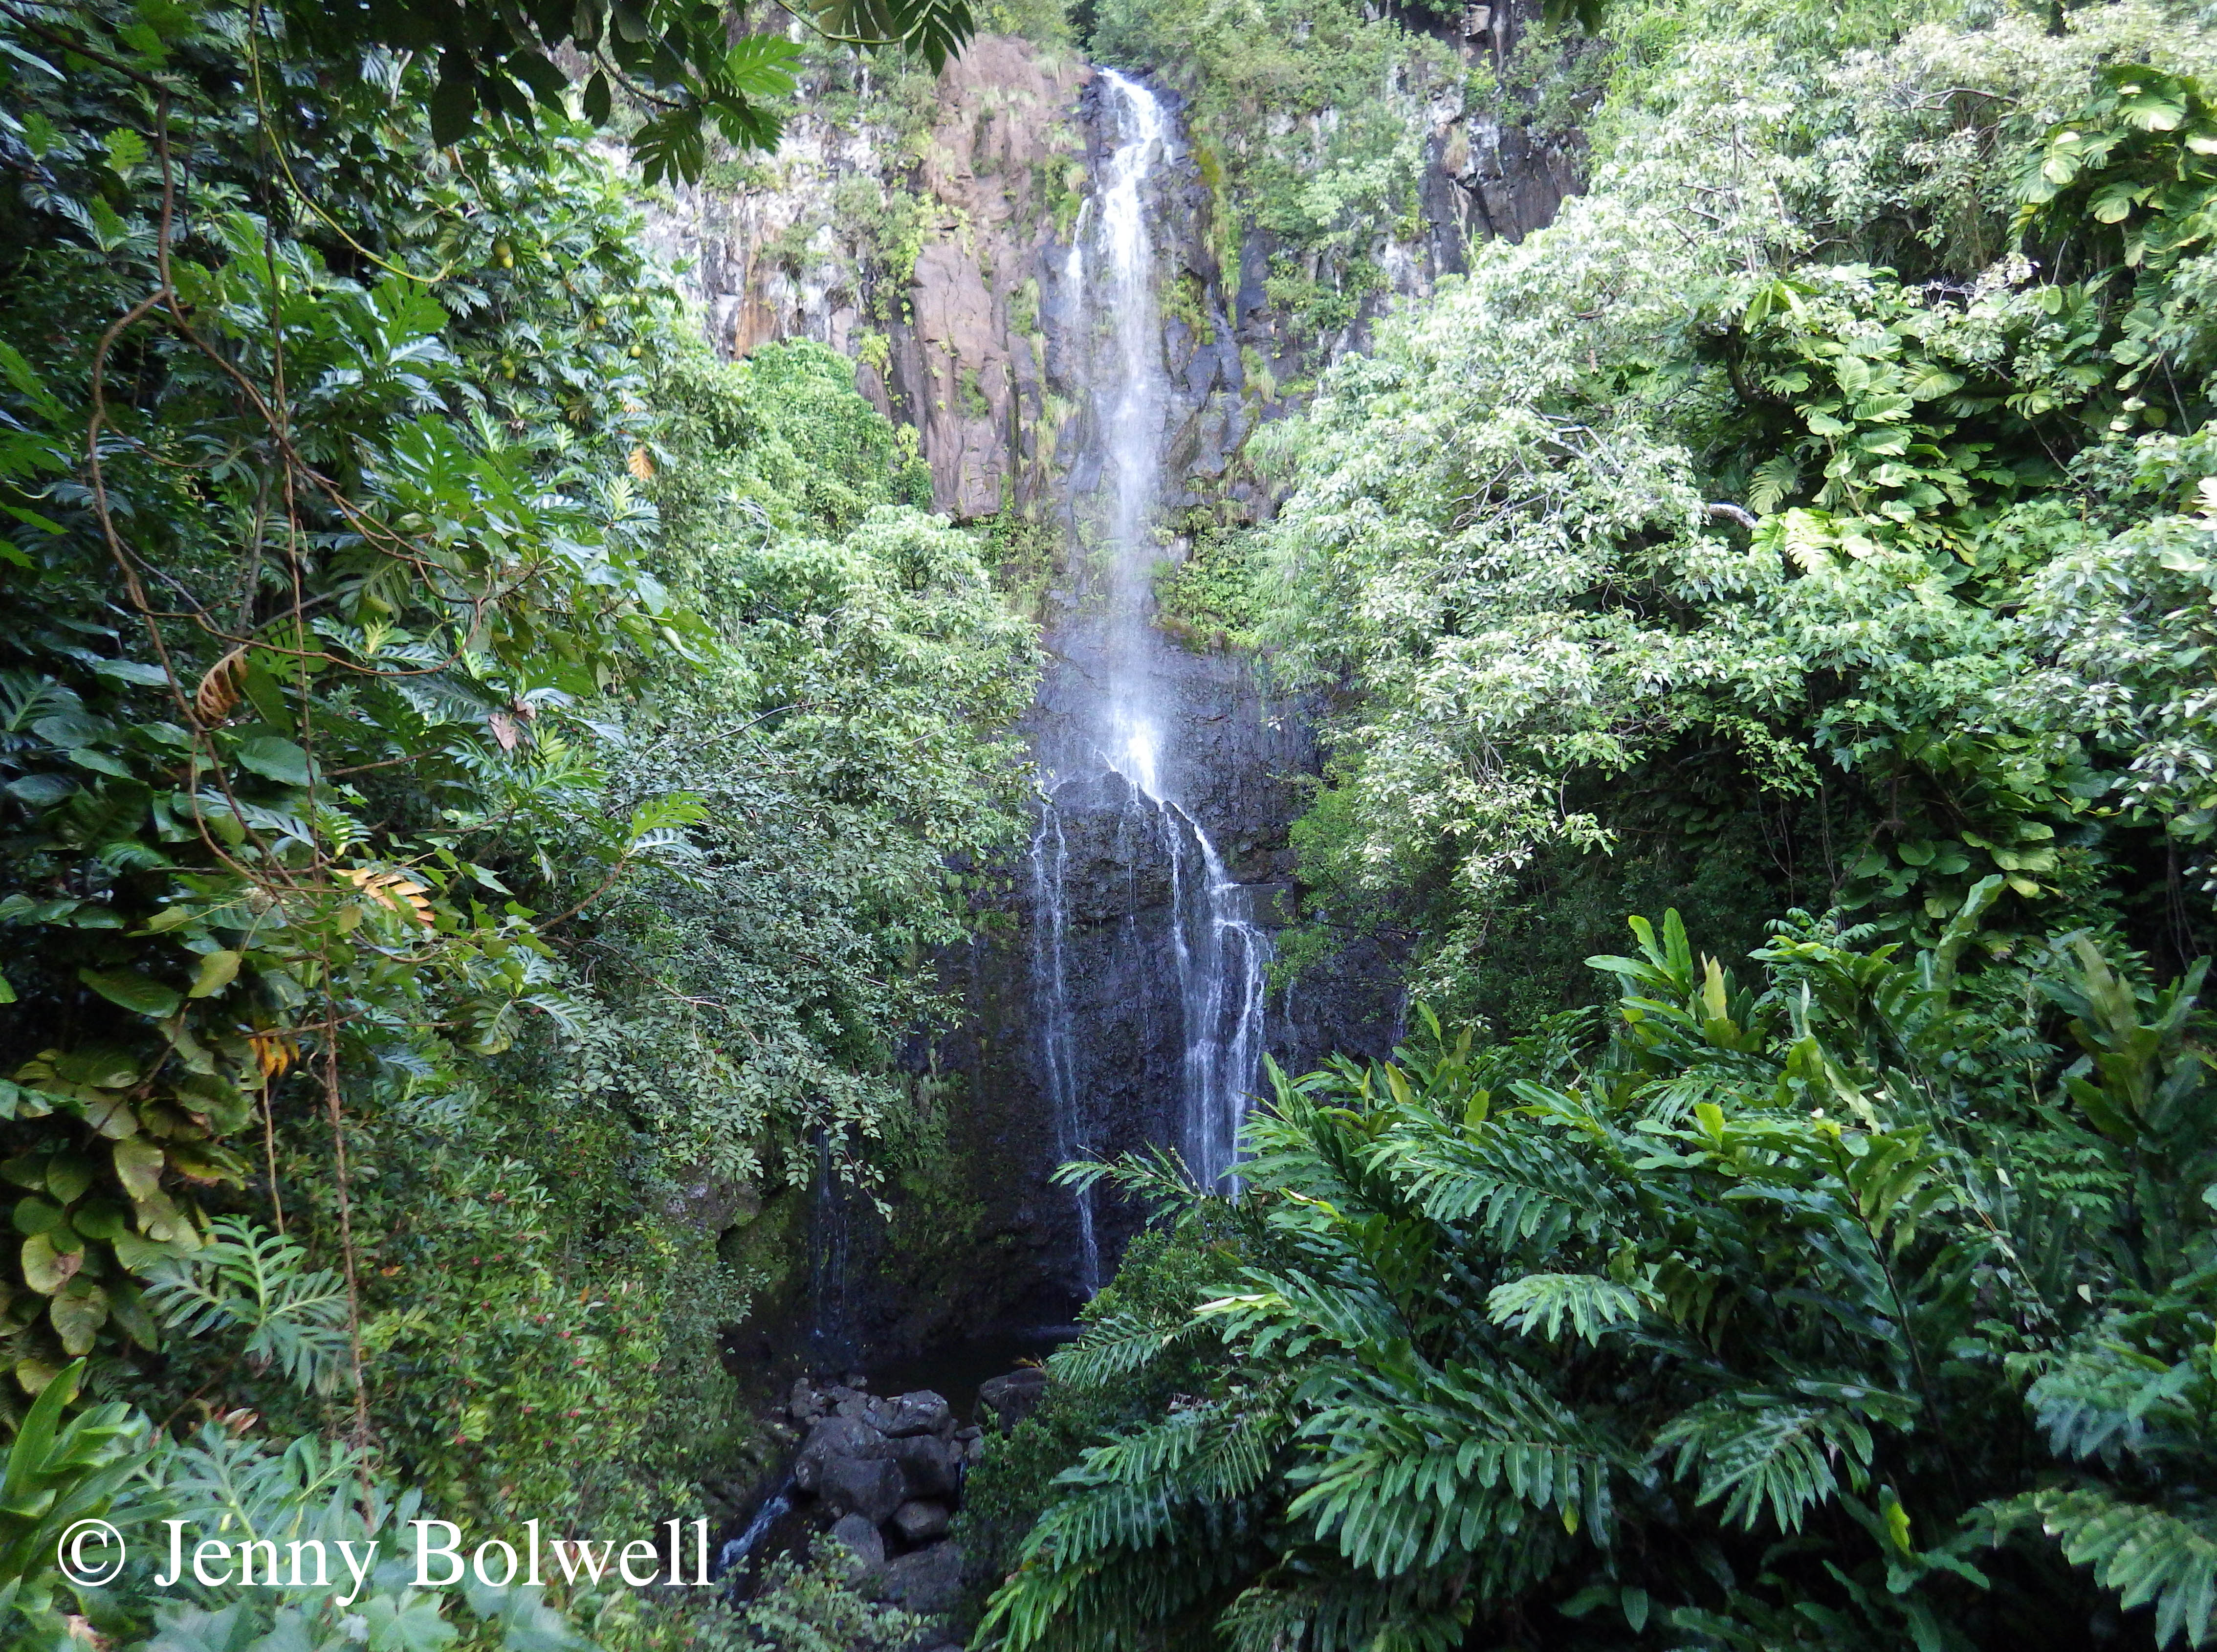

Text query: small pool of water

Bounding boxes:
[858,1322,1081,1422]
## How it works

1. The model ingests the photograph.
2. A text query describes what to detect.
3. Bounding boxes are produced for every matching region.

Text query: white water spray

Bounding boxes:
[1029,70,1274,1276]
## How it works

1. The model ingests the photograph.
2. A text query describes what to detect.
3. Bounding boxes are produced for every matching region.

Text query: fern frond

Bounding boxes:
[1984,1486,2217,1648]
[1287,1360,1622,1576]
[1655,1392,1877,1533]
[143,1215,352,1394]
[1377,1105,1621,1248]
[1218,1571,1473,1652]
[1199,1268,1411,1366]
[1048,1305,1209,1390]
[1487,1272,1648,1344]
[2025,1340,2199,1465]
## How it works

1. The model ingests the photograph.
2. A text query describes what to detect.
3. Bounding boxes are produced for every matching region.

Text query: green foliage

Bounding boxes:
[956,1227,1235,1611]
[1088,0,1463,358]
[279,0,980,183]
[1255,0,2217,1023]
[722,1539,926,1651]
[0,1361,145,1646]
[0,5,1037,1649]
[1154,523,1263,653]
[987,908,2217,1649]
[144,1217,351,1396]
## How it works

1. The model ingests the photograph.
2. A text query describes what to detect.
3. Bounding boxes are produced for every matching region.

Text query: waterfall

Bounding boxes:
[1028,806,1099,1293]
[1177,817,1272,1189]
[1027,67,1275,1284]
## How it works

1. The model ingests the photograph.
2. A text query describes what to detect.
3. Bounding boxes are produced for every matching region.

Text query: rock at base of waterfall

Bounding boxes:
[819,1454,906,1525]
[793,1415,888,1487]
[878,1389,953,1437]
[979,1367,1047,1428]
[792,1394,967,1522]
[893,1432,963,1499]
[891,1499,950,1543]
[827,1513,884,1581]
[788,1378,828,1423]
[796,1415,906,1524]
[874,1541,965,1615]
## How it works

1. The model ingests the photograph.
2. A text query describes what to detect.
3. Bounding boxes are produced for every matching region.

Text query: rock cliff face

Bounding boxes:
[650,18,1580,1360]
[643,5,1580,524]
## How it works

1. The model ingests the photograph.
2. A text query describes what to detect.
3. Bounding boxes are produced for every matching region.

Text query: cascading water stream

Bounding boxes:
[1029,68,1274,1288]
[1028,807,1098,1293]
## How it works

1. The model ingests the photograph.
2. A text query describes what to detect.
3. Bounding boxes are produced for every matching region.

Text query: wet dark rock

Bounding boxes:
[893,1432,963,1500]
[828,1513,885,1580]
[788,1378,828,1423]
[790,1388,975,1536]
[879,1390,954,1438]
[796,1415,908,1524]
[979,1367,1048,1428]
[891,1499,950,1543]
[794,1415,889,1484]
[875,1541,966,1615]
[818,1454,906,1526]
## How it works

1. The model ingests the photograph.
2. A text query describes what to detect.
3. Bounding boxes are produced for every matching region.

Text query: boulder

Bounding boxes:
[893,1432,964,1500]
[878,1389,954,1438]
[793,1415,890,1491]
[875,1541,965,1615]
[827,1513,884,1581]
[788,1378,827,1423]
[833,1389,881,1423]
[978,1367,1048,1428]
[795,1414,906,1524]
[818,1454,906,1526]
[891,1499,950,1543]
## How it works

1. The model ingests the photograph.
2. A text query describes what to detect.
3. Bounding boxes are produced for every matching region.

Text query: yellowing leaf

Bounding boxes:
[341,867,435,926]
[188,949,241,998]
[194,647,247,724]
[48,1284,108,1355]
[112,1137,163,1203]
[21,1232,79,1295]
[248,1030,298,1079]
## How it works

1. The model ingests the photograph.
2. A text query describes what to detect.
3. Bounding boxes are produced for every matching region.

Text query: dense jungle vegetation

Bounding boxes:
[0,0,1022,1646]
[10,0,2217,1647]
[969,0,2217,1649]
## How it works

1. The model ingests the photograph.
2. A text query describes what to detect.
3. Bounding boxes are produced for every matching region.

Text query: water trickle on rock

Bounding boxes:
[1031,70,1275,1283]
